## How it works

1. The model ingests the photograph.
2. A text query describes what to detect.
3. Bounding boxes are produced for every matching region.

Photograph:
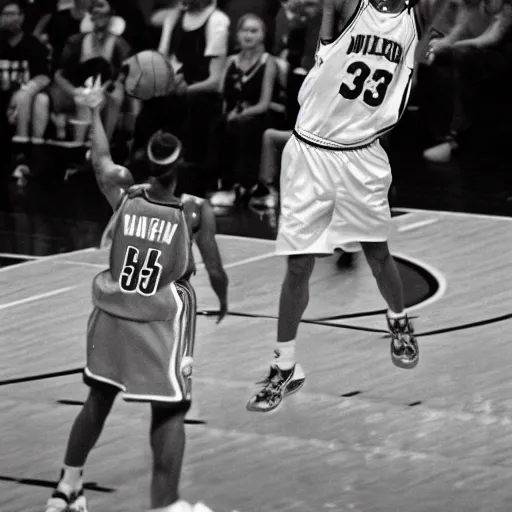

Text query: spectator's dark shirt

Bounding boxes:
[45,9,83,70]
[170,11,211,84]
[223,52,270,113]
[23,0,57,33]
[0,33,49,94]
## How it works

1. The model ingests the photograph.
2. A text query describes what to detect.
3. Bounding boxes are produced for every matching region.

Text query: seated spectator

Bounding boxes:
[218,0,281,52]
[23,0,56,34]
[34,0,94,72]
[47,0,130,145]
[209,13,277,207]
[0,0,51,182]
[250,0,322,209]
[132,0,230,191]
[422,0,512,162]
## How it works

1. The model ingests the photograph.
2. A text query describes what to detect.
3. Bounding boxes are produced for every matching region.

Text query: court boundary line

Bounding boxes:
[0,247,96,274]
[397,218,439,233]
[0,287,76,311]
[0,235,275,274]
[0,252,43,260]
[391,251,447,312]
[393,207,512,222]
[0,238,276,310]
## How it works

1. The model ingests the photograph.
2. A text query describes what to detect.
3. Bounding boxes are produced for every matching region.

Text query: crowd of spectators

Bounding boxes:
[1,0,512,204]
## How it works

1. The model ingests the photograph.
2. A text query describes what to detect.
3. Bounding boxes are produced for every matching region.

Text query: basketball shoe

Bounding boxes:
[45,489,87,512]
[246,357,306,412]
[387,314,419,369]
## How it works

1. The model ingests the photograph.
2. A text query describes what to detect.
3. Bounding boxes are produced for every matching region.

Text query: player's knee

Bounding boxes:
[286,255,315,283]
[86,386,118,417]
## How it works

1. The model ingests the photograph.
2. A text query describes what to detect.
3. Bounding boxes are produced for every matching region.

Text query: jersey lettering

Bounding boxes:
[119,246,163,296]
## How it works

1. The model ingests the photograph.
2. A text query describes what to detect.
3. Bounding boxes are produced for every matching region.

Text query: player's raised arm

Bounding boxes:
[320,0,361,44]
[195,201,228,324]
[78,78,134,210]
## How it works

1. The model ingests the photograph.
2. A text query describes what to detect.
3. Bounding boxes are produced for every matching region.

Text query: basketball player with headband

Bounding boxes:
[44,78,228,512]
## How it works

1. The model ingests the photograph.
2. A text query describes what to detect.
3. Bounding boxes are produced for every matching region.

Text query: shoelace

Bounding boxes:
[255,367,283,397]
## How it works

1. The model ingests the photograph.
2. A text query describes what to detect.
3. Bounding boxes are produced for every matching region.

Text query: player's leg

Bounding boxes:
[149,405,189,510]
[45,384,118,512]
[361,241,418,369]
[246,254,313,412]
[247,136,336,412]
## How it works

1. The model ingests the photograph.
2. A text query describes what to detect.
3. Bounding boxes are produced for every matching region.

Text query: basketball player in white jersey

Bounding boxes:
[45,80,227,512]
[247,0,431,412]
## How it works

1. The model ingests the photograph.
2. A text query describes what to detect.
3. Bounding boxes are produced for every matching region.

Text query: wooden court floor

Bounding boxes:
[1,208,512,512]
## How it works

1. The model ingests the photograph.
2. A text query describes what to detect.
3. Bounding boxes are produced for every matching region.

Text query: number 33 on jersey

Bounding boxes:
[295,0,420,150]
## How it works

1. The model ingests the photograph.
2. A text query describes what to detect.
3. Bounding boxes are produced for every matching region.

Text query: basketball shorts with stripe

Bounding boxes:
[276,135,393,256]
[83,280,197,407]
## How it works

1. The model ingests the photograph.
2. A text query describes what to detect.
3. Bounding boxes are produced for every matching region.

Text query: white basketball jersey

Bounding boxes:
[295,0,419,149]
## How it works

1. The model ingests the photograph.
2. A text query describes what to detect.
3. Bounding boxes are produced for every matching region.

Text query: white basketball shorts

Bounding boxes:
[276,135,393,256]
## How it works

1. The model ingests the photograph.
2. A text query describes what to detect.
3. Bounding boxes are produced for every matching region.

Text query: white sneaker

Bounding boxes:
[45,492,88,512]
[209,190,236,207]
[423,140,458,163]
[192,503,215,512]
[149,500,194,512]
[249,186,278,208]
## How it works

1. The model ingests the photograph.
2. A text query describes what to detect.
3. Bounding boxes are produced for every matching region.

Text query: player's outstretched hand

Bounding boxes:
[74,76,110,110]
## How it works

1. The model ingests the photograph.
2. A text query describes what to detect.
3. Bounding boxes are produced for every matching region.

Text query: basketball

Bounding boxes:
[123,50,176,101]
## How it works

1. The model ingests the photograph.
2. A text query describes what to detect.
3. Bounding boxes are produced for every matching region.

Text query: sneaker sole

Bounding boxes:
[246,378,306,413]
[391,352,419,370]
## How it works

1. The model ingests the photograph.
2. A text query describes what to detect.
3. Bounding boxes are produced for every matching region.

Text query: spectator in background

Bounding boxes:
[34,0,91,72]
[423,0,512,162]
[48,0,130,144]
[218,0,281,53]
[250,0,322,209]
[0,0,51,182]
[23,0,56,33]
[132,0,229,193]
[209,13,277,207]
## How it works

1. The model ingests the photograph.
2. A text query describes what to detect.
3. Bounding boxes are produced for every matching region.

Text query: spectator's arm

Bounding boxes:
[195,200,228,323]
[441,0,479,44]
[187,56,226,94]
[158,9,180,56]
[187,10,229,94]
[239,57,278,118]
[456,0,512,48]
[90,105,134,210]
[33,12,51,40]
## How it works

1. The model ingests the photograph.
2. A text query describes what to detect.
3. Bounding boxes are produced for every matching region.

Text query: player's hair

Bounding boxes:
[146,130,183,183]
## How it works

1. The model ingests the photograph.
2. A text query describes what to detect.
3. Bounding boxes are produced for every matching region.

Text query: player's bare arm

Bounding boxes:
[320,0,360,44]
[194,201,229,323]
[80,79,134,210]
